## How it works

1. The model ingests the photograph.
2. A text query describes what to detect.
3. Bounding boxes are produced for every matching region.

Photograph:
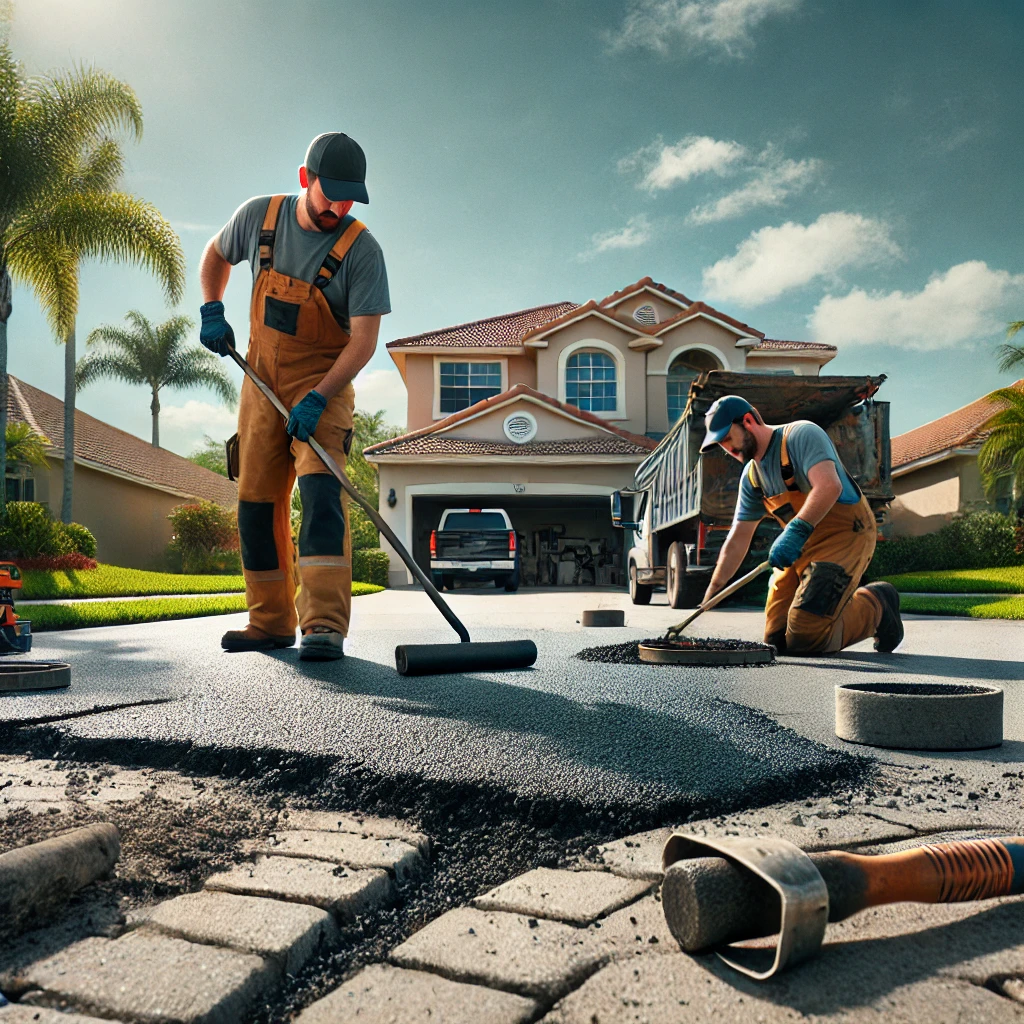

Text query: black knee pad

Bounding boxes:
[765,629,787,654]
[238,500,278,571]
[792,561,851,618]
[297,474,345,556]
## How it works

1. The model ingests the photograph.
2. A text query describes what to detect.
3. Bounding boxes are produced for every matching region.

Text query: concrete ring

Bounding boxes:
[581,609,625,627]
[0,661,72,693]
[835,682,1003,751]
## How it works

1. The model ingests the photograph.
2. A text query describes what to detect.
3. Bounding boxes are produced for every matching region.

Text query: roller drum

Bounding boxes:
[396,639,538,676]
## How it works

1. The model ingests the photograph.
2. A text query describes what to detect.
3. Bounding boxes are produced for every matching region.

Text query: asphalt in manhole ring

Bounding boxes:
[0,661,72,692]
[576,638,776,667]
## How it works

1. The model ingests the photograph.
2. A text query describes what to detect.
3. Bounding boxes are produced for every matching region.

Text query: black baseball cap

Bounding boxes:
[305,132,369,204]
[700,395,757,452]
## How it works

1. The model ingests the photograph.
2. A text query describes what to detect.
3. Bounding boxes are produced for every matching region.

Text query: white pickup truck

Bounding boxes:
[429,508,520,592]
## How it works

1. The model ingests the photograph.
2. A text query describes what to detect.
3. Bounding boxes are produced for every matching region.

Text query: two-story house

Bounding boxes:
[364,276,836,587]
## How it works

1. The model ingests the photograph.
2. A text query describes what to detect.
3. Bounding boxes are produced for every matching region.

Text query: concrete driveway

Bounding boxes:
[2,587,1020,822]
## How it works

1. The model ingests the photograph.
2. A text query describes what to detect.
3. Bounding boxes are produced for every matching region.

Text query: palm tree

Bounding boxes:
[9,141,184,522]
[977,386,1024,513]
[0,36,184,507]
[76,311,238,448]
[5,421,48,470]
[997,321,1024,374]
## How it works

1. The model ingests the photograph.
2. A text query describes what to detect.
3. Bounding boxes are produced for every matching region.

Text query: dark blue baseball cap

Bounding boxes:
[700,395,756,452]
[305,132,369,204]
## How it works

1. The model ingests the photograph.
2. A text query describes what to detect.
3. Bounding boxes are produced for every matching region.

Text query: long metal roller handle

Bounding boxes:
[665,560,771,640]
[229,348,472,644]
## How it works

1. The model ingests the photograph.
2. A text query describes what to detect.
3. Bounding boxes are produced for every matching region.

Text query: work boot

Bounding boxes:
[299,626,345,661]
[863,582,903,653]
[221,624,295,652]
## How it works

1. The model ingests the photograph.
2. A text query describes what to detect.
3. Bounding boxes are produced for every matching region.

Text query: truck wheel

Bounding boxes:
[503,567,520,592]
[629,562,653,606]
[666,542,688,610]
[442,574,455,591]
[431,572,445,591]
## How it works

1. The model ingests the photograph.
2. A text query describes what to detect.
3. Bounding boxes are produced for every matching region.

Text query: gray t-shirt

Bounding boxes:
[735,420,860,522]
[216,194,390,332]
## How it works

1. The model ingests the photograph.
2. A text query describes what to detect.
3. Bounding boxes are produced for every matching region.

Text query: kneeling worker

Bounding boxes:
[198,132,390,660]
[700,396,902,655]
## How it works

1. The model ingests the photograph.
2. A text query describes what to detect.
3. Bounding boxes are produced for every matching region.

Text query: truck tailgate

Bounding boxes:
[434,530,510,561]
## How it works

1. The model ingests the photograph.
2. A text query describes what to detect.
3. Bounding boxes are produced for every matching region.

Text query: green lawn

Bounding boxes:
[881,565,1024,594]
[24,582,384,632]
[22,564,246,600]
[900,594,1024,620]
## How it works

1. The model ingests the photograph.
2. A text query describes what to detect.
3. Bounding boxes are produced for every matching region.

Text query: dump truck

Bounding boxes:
[611,370,892,607]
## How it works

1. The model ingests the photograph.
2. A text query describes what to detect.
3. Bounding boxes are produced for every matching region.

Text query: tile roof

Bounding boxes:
[749,339,837,353]
[364,383,658,459]
[598,276,692,308]
[891,380,1024,468]
[386,302,579,350]
[8,376,238,506]
[658,301,764,339]
[363,434,653,459]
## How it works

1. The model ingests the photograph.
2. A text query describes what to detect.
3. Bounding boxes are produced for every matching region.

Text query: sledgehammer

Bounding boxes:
[661,832,1024,979]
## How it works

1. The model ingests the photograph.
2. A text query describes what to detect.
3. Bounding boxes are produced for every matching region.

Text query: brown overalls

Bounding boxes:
[235,195,365,638]
[749,425,882,654]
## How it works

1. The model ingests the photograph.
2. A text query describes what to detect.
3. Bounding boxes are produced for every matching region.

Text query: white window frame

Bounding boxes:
[432,356,508,420]
[557,339,626,420]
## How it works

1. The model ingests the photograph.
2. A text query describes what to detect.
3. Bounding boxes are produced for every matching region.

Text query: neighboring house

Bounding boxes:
[889,380,1023,537]
[366,276,837,587]
[6,375,237,569]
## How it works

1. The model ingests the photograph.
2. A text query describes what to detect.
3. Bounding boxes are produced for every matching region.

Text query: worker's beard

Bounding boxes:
[736,425,758,463]
[305,192,351,232]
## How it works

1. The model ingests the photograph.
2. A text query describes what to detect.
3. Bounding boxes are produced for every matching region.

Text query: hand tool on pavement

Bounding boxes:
[661,832,1024,980]
[663,559,771,641]
[0,562,32,654]
[229,348,537,676]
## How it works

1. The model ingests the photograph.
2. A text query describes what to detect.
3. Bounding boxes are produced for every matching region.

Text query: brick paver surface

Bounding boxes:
[205,856,394,920]
[139,890,339,974]
[259,830,423,881]
[0,1008,122,1024]
[473,867,653,924]
[283,809,430,855]
[20,931,273,1024]
[295,963,539,1024]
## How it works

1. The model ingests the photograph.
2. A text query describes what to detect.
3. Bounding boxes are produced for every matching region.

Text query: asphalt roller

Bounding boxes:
[230,349,537,677]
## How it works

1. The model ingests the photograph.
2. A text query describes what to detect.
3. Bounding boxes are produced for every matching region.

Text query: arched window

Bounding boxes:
[565,351,617,413]
[667,349,722,424]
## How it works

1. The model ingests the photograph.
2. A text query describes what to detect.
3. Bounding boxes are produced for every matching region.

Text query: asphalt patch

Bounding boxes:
[576,637,775,664]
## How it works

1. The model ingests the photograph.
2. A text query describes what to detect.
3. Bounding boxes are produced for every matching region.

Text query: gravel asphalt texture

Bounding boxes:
[1,589,1021,832]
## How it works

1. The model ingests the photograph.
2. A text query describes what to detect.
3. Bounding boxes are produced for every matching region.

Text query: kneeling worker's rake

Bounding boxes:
[230,348,538,677]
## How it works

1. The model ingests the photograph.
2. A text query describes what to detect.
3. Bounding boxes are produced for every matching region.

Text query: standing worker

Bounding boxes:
[198,132,390,660]
[701,396,903,655]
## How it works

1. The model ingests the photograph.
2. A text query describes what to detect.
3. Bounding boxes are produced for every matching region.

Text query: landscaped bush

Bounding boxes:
[166,500,239,574]
[0,502,98,566]
[349,503,379,550]
[868,510,1024,578]
[353,547,389,587]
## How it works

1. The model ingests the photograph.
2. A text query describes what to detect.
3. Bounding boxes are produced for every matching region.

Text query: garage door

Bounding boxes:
[411,495,625,588]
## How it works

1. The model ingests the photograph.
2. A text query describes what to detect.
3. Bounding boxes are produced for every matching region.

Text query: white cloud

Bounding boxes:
[160,400,238,456]
[702,212,901,305]
[611,0,804,57]
[621,135,746,192]
[579,215,654,261]
[809,261,1024,351]
[688,155,822,224]
[173,221,218,233]
[352,367,407,427]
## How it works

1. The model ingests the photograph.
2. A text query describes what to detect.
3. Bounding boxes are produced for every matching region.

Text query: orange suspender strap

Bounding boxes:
[779,424,800,492]
[313,220,366,290]
[258,195,287,271]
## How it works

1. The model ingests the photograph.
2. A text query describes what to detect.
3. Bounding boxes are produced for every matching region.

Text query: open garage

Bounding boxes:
[410,494,625,588]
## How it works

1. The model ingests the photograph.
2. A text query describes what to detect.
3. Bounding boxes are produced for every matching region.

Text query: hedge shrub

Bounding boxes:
[0,502,97,564]
[167,500,239,574]
[353,547,389,587]
[350,503,379,550]
[868,510,1023,578]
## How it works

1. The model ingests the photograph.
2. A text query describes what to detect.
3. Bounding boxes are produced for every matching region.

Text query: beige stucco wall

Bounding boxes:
[890,457,967,537]
[609,292,685,326]
[745,355,824,376]
[507,353,537,390]
[442,401,608,443]
[375,459,641,585]
[404,355,436,430]
[647,319,742,375]
[534,318,647,434]
[36,458,193,569]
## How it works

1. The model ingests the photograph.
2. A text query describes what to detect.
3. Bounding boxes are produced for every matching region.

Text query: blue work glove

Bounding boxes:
[286,390,328,442]
[199,300,235,357]
[768,517,814,570]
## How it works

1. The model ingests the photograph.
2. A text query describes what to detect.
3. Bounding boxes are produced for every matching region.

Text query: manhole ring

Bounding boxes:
[0,661,72,693]
[581,609,625,627]
[835,681,1003,750]
[638,640,776,666]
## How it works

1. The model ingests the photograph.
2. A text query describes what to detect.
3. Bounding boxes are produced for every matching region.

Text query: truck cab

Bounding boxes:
[430,508,520,592]
[612,370,893,608]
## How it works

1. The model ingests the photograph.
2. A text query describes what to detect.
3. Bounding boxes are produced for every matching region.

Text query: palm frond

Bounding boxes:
[76,137,124,193]
[996,342,1024,375]
[75,351,147,391]
[163,347,239,408]
[7,233,78,337]
[1007,321,1024,340]
[5,420,49,468]
[977,388,1024,496]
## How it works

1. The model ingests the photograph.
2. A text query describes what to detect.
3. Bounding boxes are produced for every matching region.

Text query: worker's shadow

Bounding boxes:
[804,649,1024,683]
[702,901,1023,1013]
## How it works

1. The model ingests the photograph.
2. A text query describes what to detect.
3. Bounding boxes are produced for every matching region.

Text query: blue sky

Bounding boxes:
[8,0,1023,453]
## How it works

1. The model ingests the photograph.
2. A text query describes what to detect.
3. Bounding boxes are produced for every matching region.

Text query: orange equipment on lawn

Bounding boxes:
[0,562,33,654]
